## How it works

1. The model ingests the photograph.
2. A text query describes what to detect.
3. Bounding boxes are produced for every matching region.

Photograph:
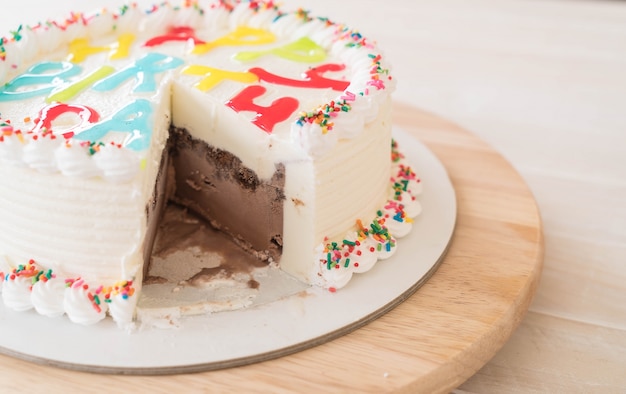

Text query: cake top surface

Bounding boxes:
[0,0,394,181]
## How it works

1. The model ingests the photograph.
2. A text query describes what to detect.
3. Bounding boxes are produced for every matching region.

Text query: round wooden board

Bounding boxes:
[0,104,543,393]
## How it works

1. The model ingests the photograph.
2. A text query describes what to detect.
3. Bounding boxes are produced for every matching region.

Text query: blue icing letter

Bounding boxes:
[92,53,184,93]
[73,99,154,151]
[0,61,82,102]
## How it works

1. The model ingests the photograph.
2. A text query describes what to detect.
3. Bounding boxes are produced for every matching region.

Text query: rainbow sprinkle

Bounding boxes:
[4,260,56,287]
[3,259,136,315]
[391,139,403,163]
[296,98,352,134]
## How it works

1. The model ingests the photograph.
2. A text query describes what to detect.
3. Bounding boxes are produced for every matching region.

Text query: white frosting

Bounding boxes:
[31,278,66,317]
[2,275,33,312]
[383,213,413,238]
[21,136,61,173]
[107,293,137,329]
[91,145,141,182]
[0,135,25,166]
[290,122,337,157]
[64,284,108,325]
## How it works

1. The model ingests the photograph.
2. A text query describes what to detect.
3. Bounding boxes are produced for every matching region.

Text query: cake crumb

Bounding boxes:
[185,179,202,191]
[291,198,305,207]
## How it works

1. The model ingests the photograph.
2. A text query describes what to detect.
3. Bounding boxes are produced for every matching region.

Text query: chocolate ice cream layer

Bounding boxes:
[167,126,285,263]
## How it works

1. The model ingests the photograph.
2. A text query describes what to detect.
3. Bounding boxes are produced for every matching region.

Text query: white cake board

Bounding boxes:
[0,128,456,374]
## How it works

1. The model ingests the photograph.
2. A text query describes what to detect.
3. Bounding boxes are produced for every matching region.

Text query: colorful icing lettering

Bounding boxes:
[32,103,100,139]
[0,62,81,102]
[249,64,349,91]
[225,85,299,133]
[92,53,184,93]
[68,33,135,63]
[192,26,275,55]
[46,66,116,103]
[144,26,205,47]
[72,99,154,151]
[182,65,258,92]
[234,37,326,63]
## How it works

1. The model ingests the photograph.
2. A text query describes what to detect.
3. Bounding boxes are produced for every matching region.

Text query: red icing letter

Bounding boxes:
[32,103,100,139]
[249,64,349,91]
[225,86,299,134]
[144,26,206,47]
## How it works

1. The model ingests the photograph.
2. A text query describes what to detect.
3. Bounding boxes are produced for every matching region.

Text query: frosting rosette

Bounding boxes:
[64,281,108,325]
[1,275,33,312]
[31,277,66,318]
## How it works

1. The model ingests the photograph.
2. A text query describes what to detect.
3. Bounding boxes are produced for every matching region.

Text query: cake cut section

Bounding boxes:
[167,126,286,264]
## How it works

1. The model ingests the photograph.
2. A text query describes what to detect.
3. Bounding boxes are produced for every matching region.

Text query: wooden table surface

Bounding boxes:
[2,0,625,392]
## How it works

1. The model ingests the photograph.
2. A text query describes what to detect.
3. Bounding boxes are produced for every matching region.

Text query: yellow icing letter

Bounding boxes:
[183,65,258,92]
[192,26,275,55]
[68,33,136,63]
